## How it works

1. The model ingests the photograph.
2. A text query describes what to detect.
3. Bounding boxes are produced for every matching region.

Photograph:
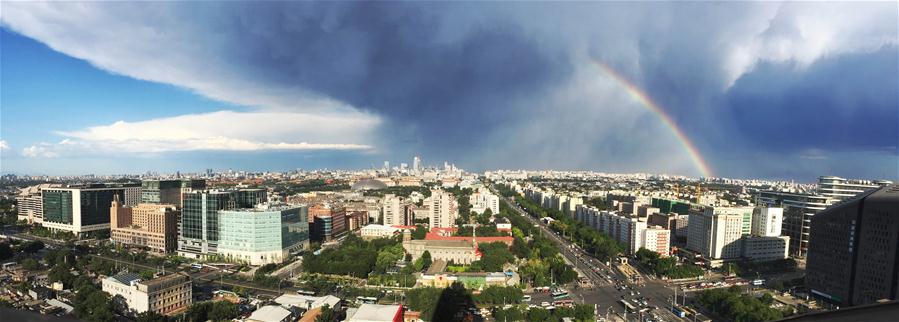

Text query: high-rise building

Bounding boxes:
[41,184,133,237]
[469,188,500,215]
[217,203,310,265]
[687,207,744,263]
[110,198,180,254]
[16,184,61,224]
[806,185,899,307]
[757,191,835,256]
[177,189,267,259]
[413,156,421,173]
[428,189,458,229]
[381,194,408,226]
[140,180,183,205]
[817,176,892,201]
[751,207,783,237]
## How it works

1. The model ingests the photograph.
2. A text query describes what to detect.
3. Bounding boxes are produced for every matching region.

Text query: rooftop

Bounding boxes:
[347,304,402,322]
[248,305,292,322]
[110,272,142,285]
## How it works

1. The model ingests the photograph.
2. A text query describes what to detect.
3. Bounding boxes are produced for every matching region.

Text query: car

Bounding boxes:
[541,301,550,307]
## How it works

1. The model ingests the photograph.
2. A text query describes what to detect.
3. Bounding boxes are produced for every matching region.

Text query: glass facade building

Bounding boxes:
[217,204,309,265]
[177,189,268,259]
[41,186,125,236]
[141,180,182,204]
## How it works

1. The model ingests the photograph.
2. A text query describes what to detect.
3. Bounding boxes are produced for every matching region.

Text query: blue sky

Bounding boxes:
[1,2,896,181]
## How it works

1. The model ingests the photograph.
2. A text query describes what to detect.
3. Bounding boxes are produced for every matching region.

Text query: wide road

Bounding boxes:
[490,185,683,322]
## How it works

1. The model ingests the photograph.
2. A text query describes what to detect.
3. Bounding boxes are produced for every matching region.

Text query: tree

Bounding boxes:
[421,250,432,270]
[412,225,427,239]
[208,301,239,321]
[136,311,168,322]
[73,285,115,322]
[316,304,335,322]
[21,258,40,271]
[21,241,45,253]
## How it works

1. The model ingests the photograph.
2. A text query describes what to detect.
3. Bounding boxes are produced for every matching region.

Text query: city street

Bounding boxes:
[491,186,683,322]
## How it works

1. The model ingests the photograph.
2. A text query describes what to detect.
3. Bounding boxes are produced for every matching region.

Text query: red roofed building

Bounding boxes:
[425,227,514,246]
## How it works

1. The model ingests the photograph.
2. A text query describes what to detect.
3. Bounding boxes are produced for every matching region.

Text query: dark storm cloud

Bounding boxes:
[3,1,897,179]
[721,46,898,153]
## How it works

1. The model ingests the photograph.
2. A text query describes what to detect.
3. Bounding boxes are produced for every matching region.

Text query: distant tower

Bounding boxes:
[383,161,390,172]
[413,156,421,173]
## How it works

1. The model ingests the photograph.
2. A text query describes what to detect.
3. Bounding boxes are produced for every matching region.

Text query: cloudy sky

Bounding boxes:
[1,2,896,181]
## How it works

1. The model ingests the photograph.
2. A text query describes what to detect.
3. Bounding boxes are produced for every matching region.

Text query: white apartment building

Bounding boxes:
[381,194,408,226]
[574,205,669,256]
[643,226,671,256]
[469,188,500,215]
[428,188,459,229]
[360,224,401,240]
[687,208,744,261]
[751,207,783,237]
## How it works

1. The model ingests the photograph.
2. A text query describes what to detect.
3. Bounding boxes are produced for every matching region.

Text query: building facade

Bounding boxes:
[687,207,744,262]
[111,199,180,253]
[757,191,835,257]
[817,176,892,202]
[16,184,60,224]
[428,189,459,229]
[469,188,500,215]
[741,236,789,262]
[751,207,783,237]
[217,203,309,265]
[381,194,408,226]
[177,189,267,259]
[102,273,191,316]
[806,185,899,307]
[41,184,131,236]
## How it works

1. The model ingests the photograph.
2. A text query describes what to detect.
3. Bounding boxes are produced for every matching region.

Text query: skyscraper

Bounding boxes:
[806,184,899,307]
[413,156,421,173]
[381,194,408,226]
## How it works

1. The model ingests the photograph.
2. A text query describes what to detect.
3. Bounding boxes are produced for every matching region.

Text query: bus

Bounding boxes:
[296,290,316,296]
[356,296,378,304]
[618,300,636,313]
[553,299,575,307]
[551,289,569,299]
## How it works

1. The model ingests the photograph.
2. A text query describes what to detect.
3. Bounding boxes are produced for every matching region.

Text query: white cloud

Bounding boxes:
[722,2,897,86]
[21,110,380,158]
[0,140,8,150]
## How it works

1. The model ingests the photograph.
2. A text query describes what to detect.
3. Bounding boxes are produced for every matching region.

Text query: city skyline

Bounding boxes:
[2,2,897,181]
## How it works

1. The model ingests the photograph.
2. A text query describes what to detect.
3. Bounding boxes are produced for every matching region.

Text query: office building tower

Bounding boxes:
[757,190,835,256]
[177,189,267,259]
[428,189,459,229]
[381,194,408,226]
[16,184,61,224]
[41,184,132,237]
[817,176,892,201]
[141,180,183,205]
[413,156,421,173]
[751,207,783,237]
[312,211,347,242]
[110,198,180,253]
[806,185,899,307]
[383,161,390,172]
[687,207,744,263]
[217,203,310,265]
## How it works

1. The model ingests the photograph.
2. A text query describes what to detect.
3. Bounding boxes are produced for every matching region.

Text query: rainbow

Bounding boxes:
[595,62,714,178]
